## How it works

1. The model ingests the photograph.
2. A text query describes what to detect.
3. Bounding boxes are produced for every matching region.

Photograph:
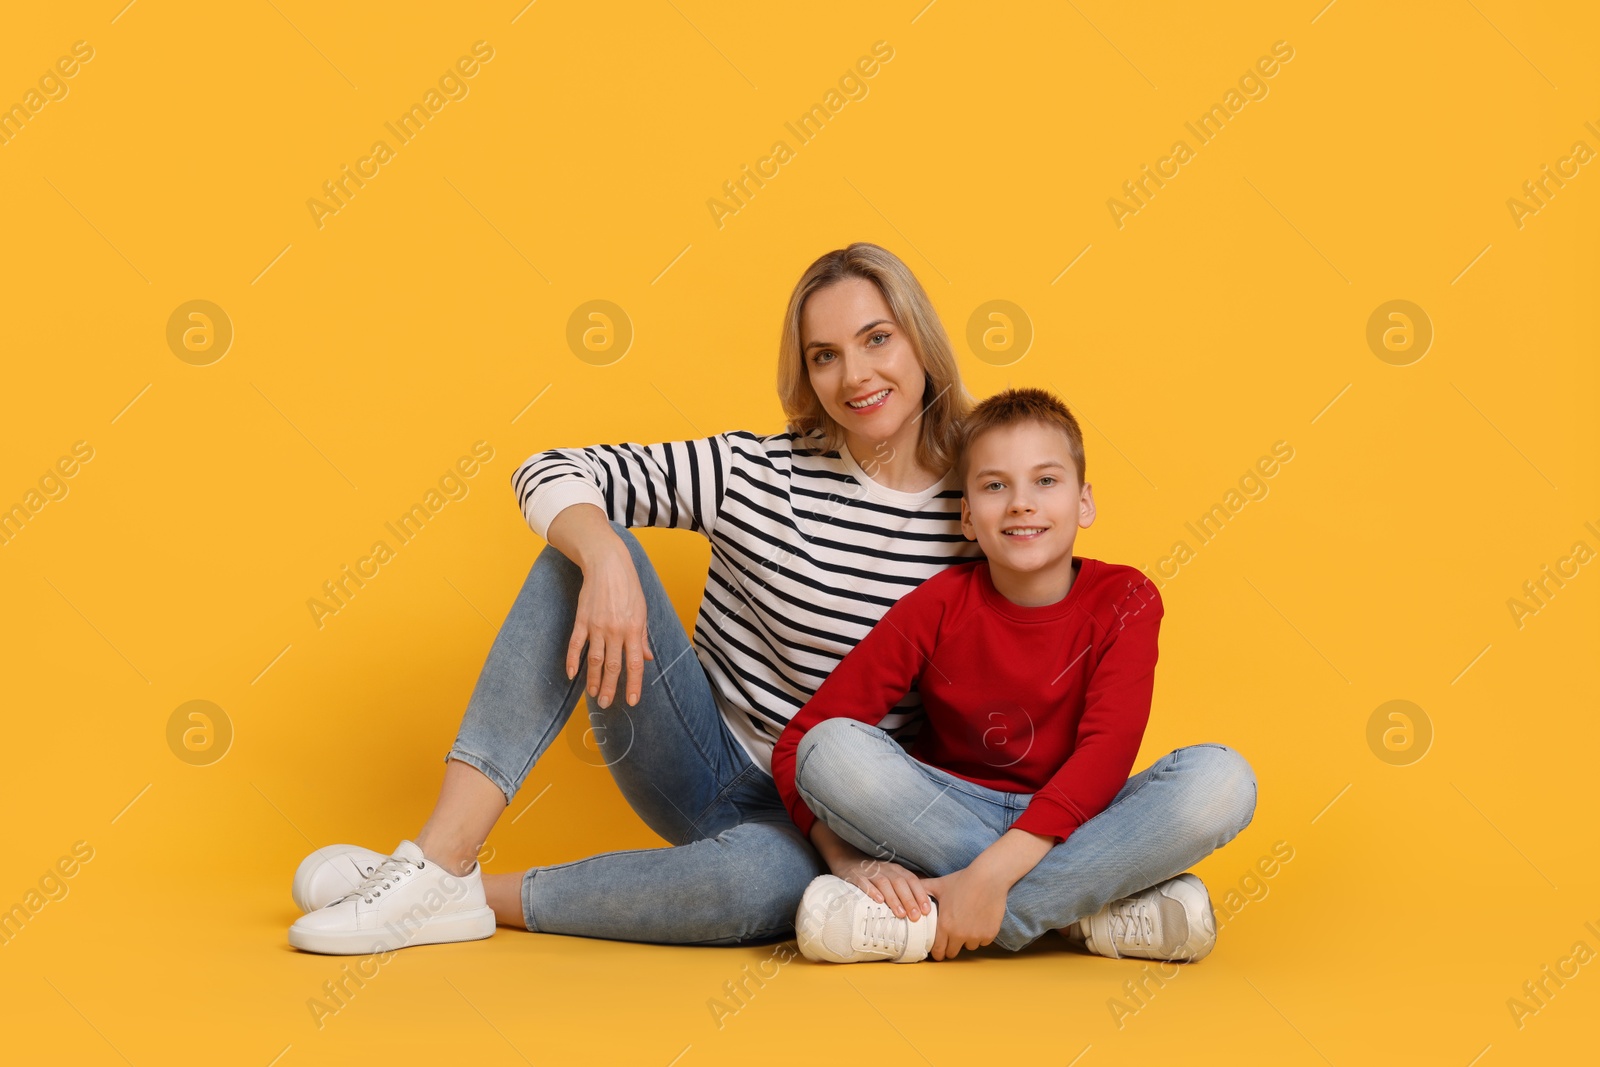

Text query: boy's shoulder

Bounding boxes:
[1079,558,1164,631]
[914,557,985,592]
[888,558,986,614]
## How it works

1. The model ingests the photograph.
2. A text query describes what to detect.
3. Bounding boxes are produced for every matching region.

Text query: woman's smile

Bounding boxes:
[845,387,892,413]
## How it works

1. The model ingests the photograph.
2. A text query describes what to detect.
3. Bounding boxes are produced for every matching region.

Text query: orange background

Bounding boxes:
[0,1,1595,1063]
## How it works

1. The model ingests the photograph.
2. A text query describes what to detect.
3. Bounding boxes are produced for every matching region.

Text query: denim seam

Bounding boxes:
[519,831,803,940]
[649,638,724,784]
[794,779,925,869]
[1001,747,1173,834]
[845,722,1013,809]
[505,700,582,799]
[687,762,765,836]
[445,747,518,806]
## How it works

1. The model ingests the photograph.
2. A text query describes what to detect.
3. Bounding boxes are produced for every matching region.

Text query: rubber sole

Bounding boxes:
[287,907,496,955]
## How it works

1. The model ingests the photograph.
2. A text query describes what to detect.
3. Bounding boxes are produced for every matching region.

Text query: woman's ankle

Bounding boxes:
[414,830,480,876]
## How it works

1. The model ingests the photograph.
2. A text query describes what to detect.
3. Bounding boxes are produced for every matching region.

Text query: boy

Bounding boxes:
[771,387,1247,964]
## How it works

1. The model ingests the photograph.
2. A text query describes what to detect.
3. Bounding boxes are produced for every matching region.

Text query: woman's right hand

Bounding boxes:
[565,536,655,709]
[830,853,934,921]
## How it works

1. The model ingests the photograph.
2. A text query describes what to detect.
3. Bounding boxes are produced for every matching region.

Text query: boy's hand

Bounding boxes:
[922,867,1007,960]
[831,855,933,922]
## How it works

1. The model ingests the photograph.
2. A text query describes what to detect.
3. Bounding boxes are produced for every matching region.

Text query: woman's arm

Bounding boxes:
[512,434,740,542]
[544,502,654,709]
[514,432,744,709]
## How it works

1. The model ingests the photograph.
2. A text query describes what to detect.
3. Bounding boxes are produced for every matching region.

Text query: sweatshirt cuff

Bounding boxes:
[525,481,609,541]
[789,804,817,839]
[1008,806,1077,845]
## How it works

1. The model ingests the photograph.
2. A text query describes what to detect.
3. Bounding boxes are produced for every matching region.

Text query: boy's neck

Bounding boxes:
[987,555,1079,608]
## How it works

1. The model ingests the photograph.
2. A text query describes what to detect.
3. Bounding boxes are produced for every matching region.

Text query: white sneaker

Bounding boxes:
[287,840,496,955]
[795,875,937,964]
[1076,873,1217,962]
[291,844,389,913]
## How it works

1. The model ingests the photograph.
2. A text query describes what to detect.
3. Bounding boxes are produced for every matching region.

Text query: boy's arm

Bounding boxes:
[770,578,947,838]
[923,827,1055,959]
[1009,574,1164,844]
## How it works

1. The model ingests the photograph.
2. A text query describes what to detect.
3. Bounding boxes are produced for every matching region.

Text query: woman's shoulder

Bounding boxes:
[723,427,840,468]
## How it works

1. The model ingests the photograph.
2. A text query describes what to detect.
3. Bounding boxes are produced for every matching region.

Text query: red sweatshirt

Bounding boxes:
[771,557,1163,844]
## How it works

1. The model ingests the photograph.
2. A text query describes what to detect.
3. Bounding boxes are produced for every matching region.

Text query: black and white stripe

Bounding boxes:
[512,429,985,774]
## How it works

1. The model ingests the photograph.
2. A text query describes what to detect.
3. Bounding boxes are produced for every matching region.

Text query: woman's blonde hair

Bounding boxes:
[777,242,971,476]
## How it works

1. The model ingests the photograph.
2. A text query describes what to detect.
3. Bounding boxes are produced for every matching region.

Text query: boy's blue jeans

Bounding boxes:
[448,521,1258,948]
[795,719,1256,951]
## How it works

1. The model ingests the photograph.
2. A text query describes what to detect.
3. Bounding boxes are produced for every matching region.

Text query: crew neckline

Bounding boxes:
[976,557,1094,621]
[831,435,958,507]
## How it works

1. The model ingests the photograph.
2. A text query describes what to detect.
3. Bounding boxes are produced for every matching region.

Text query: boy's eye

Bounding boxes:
[983,481,1004,491]
[1039,476,1056,486]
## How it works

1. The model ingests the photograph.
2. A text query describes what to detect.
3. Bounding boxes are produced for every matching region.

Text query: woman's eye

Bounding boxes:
[869,331,889,345]
[812,351,833,364]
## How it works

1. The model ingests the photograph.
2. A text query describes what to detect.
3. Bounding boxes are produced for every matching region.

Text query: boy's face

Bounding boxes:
[959,421,1095,569]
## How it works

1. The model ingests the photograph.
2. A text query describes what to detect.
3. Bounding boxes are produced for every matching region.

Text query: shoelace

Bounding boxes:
[860,910,907,954]
[1104,898,1154,948]
[336,854,422,905]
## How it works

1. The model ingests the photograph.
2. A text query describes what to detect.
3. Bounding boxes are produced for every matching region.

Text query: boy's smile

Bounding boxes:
[960,421,1096,607]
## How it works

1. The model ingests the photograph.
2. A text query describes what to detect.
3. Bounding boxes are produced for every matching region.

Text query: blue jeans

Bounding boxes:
[449,521,1256,948]
[448,521,825,945]
[794,718,1258,951]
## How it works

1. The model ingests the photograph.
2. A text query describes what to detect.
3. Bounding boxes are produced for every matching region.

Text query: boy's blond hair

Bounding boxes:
[956,387,1086,489]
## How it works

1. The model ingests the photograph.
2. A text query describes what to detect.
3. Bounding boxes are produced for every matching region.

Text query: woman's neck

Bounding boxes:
[845,427,945,493]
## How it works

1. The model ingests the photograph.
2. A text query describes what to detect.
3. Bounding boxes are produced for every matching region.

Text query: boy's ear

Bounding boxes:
[1079,483,1097,528]
[959,495,978,541]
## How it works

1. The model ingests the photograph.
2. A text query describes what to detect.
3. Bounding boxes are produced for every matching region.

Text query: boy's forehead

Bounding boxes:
[967,421,1075,470]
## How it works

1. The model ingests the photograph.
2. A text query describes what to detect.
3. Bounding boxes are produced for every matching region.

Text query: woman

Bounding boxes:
[286,242,1251,955]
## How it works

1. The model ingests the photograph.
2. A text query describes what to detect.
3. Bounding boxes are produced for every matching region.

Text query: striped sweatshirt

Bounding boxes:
[511,428,986,774]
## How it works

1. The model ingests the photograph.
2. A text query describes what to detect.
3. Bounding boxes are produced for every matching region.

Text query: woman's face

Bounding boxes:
[800,277,928,452]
